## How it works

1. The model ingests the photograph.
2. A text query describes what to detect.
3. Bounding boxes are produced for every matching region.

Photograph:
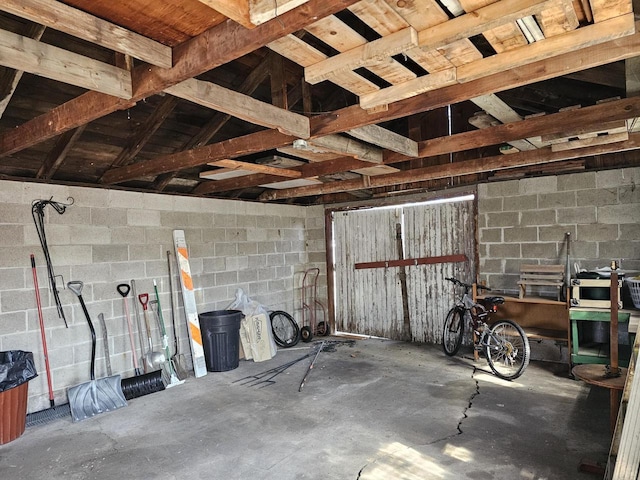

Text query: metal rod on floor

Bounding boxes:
[299,341,325,392]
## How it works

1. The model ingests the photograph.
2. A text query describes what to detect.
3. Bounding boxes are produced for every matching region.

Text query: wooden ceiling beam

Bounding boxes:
[206,159,302,178]
[0,0,172,68]
[347,125,419,157]
[417,0,560,50]
[100,129,297,184]
[311,25,640,136]
[0,24,45,119]
[0,28,132,99]
[35,125,86,180]
[259,132,640,201]
[0,0,356,158]
[196,0,254,29]
[165,78,310,139]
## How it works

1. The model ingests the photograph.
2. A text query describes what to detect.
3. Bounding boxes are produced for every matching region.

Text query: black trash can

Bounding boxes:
[198,310,243,372]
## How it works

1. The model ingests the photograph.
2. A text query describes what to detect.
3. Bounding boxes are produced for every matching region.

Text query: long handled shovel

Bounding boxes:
[67,281,127,422]
[153,280,184,388]
[117,283,165,400]
[138,293,165,373]
[166,250,188,378]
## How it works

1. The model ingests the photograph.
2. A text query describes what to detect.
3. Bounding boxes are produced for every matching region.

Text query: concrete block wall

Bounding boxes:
[0,180,326,412]
[478,167,640,297]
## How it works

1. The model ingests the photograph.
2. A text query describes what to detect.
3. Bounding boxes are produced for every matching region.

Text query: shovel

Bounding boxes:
[67,281,127,422]
[138,292,165,373]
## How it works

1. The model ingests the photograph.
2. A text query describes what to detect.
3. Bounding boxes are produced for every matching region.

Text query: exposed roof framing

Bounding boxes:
[0,0,637,204]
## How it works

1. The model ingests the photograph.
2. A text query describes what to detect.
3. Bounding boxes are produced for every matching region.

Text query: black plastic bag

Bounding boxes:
[0,351,38,392]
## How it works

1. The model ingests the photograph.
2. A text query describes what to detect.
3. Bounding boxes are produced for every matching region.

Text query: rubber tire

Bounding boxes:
[484,319,530,380]
[301,326,314,343]
[270,311,300,348]
[316,321,331,336]
[442,307,464,356]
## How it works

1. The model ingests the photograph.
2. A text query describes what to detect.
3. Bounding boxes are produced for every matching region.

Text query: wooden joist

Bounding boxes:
[205,159,302,178]
[165,78,310,139]
[0,29,132,99]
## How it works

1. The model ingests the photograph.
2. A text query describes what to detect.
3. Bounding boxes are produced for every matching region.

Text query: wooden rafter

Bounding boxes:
[104,95,179,172]
[205,159,302,178]
[165,78,309,139]
[258,132,640,201]
[0,0,172,68]
[0,0,358,158]
[36,125,86,180]
[0,28,132,98]
[0,24,45,119]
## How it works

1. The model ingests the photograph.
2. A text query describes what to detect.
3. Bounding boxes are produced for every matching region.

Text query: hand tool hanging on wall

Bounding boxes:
[31,196,74,327]
[153,280,184,388]
[25,254,71,426]
[166,250,188,379]
[67,281,127,422]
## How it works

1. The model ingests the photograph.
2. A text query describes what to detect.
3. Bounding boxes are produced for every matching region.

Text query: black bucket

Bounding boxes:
[198,310,243,372]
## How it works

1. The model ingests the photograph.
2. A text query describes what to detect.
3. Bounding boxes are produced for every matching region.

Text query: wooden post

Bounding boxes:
[610,271,619,375]
[396,223,412,341]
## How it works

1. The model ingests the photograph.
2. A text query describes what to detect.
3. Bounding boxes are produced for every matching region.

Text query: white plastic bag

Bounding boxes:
[228,289,277,361]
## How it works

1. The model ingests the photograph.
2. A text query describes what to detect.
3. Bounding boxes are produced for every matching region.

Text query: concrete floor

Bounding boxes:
[1,338,611,479]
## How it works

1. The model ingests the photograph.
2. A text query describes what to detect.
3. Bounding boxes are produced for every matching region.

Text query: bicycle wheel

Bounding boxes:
[442,307,464,356]
[484,319,530,380]
[270,311,300,348]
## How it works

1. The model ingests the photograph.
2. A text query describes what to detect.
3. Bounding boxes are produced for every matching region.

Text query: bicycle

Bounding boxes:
[442,277,531,380]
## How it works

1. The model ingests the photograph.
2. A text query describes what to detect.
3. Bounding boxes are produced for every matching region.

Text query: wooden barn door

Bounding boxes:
[332,195,476,342]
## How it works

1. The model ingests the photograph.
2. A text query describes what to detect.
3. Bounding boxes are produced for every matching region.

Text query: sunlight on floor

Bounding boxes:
[442,443,473,462]
[473,371,525,388]
[361,442,449,479]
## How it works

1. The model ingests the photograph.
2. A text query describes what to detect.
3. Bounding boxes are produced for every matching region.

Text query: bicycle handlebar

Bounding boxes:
[444,277,491,291]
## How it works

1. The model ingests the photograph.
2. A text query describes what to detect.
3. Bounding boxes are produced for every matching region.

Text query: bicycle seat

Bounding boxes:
[483,296,505,306]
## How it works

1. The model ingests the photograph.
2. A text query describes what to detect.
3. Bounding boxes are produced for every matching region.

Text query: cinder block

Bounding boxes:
[201,228,227,242]
[0,311,27,333]
[69,263,111,284]
[173,195,203,213]
[519,176,557,195]
[502,194,538,212]
[257,266,277,282]
[620,223,640,238]
[127,209,160,227]
[479,258,503,274]
[215,242,237,257]
[1,288,36,313]
[488,243,521,258]
[598,204,640,224]
[160,211,187,228]
[49,206,91,226]
[557,206,596,224]
[0,268,25,290]
[248,255,267,269]
[538,191,576,209]
[109,260,146,282]
[24,183,70,206]
[258,242,277,254]
[504,226,538,243]
[599,240,640,260]
[482,180,519,198]
[539,225,576,242]
[0,180,23,204]
[557,172,596,191]
[237,215,257,228]
[0,225,24,246]
[91,208,127,226]
[187,212,214,228]
[577,224,619,242]
[69,187,109,208]
[129,244,163,261]
[108,190,144,209]
[142,192,174,211]
[620,185,640,204]
[577,188,618,207]
[91,245,127,263]
[226,228,248,242]
[213,214,237,227]
[478,197,503,213]
[50,245,93,265]
[215,271,238,285]
[267,253,285,266]
[237,242,258,255]
[521,242,558,259]
[520,210,556,226]
[69,225,112,245]
[570,241,598,259]
[110,226,146,245]
[225,256,249,271]
[1,204,29,224]
[486,211,519,228]
[256,216,276,228]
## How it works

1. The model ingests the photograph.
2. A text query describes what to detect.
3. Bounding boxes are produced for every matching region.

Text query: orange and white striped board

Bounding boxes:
[173,230,207,378]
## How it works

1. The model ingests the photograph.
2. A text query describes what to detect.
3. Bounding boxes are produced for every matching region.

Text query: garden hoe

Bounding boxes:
[67,281,127,422]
